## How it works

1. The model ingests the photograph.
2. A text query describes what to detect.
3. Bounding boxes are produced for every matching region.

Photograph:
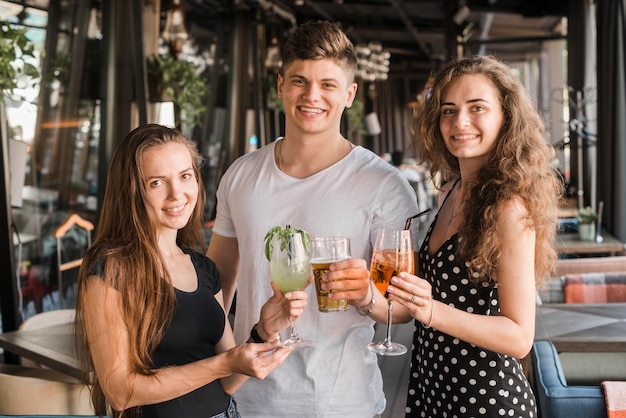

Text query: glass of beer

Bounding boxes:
[311,237,351,312]
[368,228,414,356]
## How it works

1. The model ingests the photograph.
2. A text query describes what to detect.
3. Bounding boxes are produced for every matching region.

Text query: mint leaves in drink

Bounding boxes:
[264,225,311,261]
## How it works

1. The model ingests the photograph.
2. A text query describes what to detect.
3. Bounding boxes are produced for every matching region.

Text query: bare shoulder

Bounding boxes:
[497,196,532,233]
[441,178,458,194]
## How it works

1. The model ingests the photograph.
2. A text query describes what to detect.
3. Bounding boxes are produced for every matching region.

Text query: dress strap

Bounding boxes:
[440,178,461,209]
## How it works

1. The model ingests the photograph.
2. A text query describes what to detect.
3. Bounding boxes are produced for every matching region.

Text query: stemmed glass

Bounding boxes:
[368,228,414,356]
[268,229,312,347]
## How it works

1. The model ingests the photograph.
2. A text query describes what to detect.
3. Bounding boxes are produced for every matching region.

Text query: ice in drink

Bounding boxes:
[370,249,414,297]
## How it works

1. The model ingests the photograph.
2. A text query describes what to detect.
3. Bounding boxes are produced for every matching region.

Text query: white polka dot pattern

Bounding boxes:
[405,221,537,418]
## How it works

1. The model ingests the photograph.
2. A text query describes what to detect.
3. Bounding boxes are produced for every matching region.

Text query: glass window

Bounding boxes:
[3,0,100,325]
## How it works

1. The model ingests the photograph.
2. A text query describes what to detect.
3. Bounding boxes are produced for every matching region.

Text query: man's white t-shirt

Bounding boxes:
[212,139,419,417]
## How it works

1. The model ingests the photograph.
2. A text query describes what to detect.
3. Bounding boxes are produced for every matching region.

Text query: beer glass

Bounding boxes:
[311,237,351,312]
[368,228,414,356]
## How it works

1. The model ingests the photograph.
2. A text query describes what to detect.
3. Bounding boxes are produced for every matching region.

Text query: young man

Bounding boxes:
[207,21,419,417]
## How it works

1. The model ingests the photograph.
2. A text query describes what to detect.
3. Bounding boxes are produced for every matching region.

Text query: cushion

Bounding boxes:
[563,272,626,303]
[537,276,565,304]
[560,352,626,386]
[602,381,626,417]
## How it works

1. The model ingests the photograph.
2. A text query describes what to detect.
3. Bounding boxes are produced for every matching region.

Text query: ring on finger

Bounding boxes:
[409,294,416,304]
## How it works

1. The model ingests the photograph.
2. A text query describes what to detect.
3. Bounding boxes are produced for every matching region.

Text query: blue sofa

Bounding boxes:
[532,340,607,417]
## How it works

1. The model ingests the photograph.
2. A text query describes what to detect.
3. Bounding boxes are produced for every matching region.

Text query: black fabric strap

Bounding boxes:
[250,323,266,343]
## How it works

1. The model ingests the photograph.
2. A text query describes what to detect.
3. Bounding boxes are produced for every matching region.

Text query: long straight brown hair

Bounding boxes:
[75,124,206,417]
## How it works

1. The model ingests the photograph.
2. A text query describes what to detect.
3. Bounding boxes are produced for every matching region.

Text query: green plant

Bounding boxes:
[44,52,70,89]
[345,96,365,139]
[264,225,311,261]
[0,21,39,100]
[264,75,283,112]
[146,53,209,129]
[576,206,598,224]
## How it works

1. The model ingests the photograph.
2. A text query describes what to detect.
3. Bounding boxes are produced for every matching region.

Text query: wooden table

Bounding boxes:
[0,322,83,380]
[535,303,626,352]
[556,232,625,256]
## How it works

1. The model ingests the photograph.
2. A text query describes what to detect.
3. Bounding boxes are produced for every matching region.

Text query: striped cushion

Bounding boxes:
[563,272,626,303]
[538,276,565,304]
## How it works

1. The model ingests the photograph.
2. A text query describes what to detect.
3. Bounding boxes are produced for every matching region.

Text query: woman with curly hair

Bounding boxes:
[384,56,562,416]
[75,124,308,418]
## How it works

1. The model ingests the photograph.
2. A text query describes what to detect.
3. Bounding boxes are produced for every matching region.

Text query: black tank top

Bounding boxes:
[96,249,230,417]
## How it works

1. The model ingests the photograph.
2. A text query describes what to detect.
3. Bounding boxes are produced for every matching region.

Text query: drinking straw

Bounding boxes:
[404,208,432,230]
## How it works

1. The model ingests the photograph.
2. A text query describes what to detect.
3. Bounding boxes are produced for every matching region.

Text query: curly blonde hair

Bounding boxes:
[413,56,562,284]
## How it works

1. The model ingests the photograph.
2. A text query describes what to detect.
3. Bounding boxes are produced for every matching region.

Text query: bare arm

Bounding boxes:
[82,277,292,411]
[207,233,239,313]
[388,197,537,358]
[218,281,309,392]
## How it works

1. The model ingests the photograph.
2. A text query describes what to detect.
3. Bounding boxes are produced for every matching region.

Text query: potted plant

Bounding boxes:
[146,53,209,129]
[0,21,39,101]
[576,206,598,241]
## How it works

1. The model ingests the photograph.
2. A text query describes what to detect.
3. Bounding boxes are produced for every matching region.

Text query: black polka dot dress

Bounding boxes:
[405,218,537,417]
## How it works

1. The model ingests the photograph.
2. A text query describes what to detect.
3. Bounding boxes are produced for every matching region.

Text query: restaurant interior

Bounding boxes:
[1,0,626,416]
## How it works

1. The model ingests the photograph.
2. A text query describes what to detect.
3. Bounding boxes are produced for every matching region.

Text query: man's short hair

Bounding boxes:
[281,20,357,80]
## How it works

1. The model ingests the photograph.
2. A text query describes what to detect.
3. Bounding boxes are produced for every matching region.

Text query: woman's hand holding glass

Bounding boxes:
[387,272,434,328]
[256,280,311,343]
[219,280,310,393]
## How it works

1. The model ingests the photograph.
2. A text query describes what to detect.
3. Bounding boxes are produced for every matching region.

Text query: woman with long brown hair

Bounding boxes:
[383,56,562,416]
[76,124,307,418]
